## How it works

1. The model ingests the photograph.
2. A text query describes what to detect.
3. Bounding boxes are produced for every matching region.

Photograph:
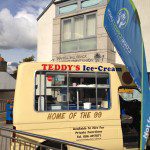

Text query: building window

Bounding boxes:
[63,19,72,40]
[59,3,78,14]
[57,0,105,15]
[81,0,99,8]
[87,13,96,36]
[74,15,84,39]
[61,12,97,53]
[35,71,110,111]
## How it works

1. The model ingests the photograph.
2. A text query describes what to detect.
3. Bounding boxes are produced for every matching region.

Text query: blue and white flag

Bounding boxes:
[104,0,150,149]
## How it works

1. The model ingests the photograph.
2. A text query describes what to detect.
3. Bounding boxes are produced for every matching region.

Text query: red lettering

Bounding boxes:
[42,64,48,70]
[55,64,60,70]
[68,65,73,71]
[48,64,53,70]
[42,64,80,71]
[76,65,80,71]
[62,65,67,71]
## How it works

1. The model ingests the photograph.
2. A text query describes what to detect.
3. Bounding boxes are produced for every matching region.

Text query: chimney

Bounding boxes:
[0,54,7,72]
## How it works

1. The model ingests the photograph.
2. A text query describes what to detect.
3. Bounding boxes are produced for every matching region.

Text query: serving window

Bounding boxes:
[35,71,110,111]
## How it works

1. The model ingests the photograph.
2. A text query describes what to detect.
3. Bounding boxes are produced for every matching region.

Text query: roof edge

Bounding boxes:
[37,0,54,21]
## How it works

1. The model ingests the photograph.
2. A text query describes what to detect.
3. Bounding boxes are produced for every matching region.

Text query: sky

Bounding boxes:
[0,0,50,62]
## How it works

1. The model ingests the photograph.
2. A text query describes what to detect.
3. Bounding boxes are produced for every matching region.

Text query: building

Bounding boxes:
[0,56,16,100]
[37,0,115,63]
[0,57,7,72]
[37,0,150,71]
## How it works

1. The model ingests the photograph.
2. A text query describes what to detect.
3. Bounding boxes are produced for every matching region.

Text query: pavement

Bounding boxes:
[0,120,12,150]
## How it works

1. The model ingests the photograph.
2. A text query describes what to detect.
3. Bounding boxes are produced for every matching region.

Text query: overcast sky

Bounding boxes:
[0,0,50,62]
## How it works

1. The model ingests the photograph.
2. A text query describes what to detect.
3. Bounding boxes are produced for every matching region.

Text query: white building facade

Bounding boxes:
[37,0,150,71]
[37,0,115,63]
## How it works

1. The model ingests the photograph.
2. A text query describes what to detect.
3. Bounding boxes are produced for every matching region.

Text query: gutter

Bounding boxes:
[37,0,71,21]
[37,0,54,21]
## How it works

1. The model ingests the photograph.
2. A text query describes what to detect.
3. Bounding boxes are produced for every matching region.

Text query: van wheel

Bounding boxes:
[36,140,67,150]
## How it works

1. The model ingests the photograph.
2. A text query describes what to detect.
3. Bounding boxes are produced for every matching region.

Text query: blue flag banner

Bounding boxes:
[142,51,150,149]
[104,0,150,149]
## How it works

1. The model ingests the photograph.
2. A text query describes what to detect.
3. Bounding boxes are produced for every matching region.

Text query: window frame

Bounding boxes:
[81,0,100,9]
[61,12,97,53]
[61,18,72,40]
[59,3,78,15]
[56,0,107,16]
[34,70,111,112]
[56,0,79,15]
[86,13,97,37]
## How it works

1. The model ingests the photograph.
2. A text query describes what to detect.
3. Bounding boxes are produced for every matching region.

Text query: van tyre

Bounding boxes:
[36,140,67,150]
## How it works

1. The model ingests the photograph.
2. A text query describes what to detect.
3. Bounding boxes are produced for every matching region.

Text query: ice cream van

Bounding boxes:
[13,62,143,150]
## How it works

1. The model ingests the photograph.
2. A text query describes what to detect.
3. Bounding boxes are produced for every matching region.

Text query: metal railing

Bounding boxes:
[0,99,6,113]
[0,99,7,122]
[0,126,103,150]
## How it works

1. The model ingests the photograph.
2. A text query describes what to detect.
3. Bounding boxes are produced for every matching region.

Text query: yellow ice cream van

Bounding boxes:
[13,62,141,150]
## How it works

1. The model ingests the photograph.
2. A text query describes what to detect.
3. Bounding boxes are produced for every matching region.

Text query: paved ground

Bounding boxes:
[0,121,12,150]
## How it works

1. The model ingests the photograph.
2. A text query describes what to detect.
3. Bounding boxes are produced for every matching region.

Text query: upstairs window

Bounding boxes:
[61,12,97,53]
[81,0,99,8]
[63,19,72,40]
[57,0,104,15]
[59,3,78,14]
[35,71,110,112]
[87,14,96,36]
[74,15,84,39]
